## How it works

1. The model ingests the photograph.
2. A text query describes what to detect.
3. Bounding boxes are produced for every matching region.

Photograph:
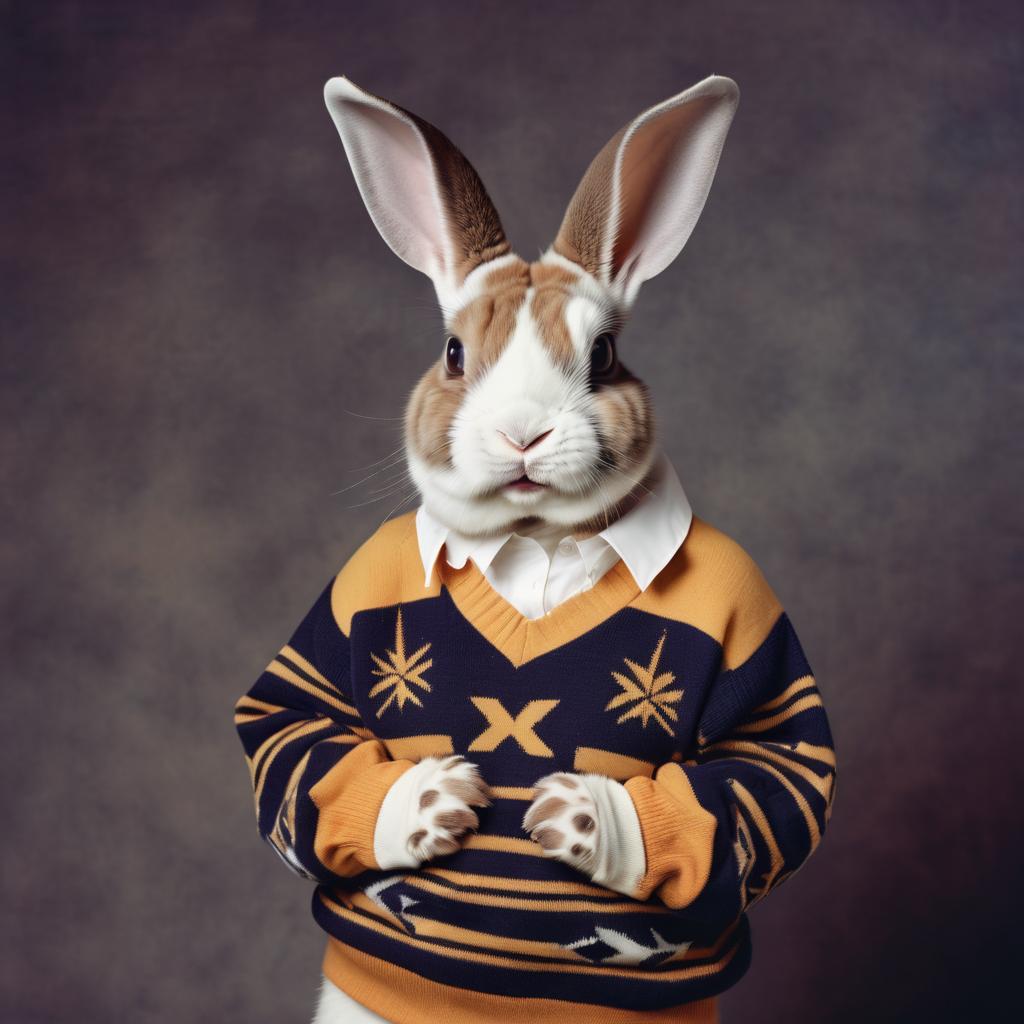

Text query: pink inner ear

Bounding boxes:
[609,92,735,291]
[340,100,449,278]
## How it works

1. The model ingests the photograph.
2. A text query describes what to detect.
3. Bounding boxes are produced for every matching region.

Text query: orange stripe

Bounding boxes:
[753,675,815,713]
[723,756,821,847]
[487,785,536,801]
[234,696,285,716]
[792,740,837,768]
[734,693,823,734]
[249,717,310,782]
[573,746,655,780]
[265,659,360,719]
[421,866,611,898]
[728,779,784,902]
[383,734,454,760]
[254,718,334,806]
[280,644,339,691]
[461,834,546,856]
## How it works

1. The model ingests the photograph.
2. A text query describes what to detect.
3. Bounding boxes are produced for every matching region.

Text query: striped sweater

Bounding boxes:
[235,511,836,1023]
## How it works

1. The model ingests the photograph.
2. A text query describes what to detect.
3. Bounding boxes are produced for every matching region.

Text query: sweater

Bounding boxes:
[234,511,836,1023]
[321,458,691,1023]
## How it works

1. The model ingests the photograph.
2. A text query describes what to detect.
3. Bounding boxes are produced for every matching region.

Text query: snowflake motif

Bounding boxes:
[368,608,432,717]
[605,630,683,736]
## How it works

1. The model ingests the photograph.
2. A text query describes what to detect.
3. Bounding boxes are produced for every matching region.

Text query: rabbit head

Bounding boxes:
[324,75,739,536]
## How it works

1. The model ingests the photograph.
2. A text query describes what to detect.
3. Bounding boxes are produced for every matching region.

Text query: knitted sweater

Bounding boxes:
[235,511,836,1023]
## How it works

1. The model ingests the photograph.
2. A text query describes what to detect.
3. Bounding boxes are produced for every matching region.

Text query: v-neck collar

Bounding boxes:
[437,554,641,667]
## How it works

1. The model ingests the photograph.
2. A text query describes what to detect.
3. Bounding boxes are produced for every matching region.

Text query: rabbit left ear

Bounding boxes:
[324,77,510,307]
[552,75,740,307]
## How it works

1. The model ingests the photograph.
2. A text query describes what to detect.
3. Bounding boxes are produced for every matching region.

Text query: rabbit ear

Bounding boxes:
[324,77,510,306]
[552,75,739,306]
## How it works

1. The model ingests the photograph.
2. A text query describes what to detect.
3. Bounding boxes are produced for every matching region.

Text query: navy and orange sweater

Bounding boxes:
[235,511,835,1023]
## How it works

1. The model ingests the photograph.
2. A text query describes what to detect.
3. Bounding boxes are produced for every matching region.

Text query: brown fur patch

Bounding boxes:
[522,796,568,831]
[431,835,462,856]
[573,813,596,834]
[552,125,627,278]
[418,788,439,810]
[532,826,566,850]
[434,808,478,833]
[440,775,491,807]
[409,829,428,848]
[592,370,653,469]
[529,288,573,369]
[405,369,463,466]
[397,106,511,285]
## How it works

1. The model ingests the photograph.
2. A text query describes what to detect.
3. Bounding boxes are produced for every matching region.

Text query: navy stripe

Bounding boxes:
[434,846,604,884]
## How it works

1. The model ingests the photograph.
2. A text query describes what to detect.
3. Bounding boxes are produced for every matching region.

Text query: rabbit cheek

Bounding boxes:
[405,370,461,468]
[592,374,653,469]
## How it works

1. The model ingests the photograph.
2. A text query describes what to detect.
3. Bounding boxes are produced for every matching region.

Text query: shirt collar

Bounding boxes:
[415,452,692,591]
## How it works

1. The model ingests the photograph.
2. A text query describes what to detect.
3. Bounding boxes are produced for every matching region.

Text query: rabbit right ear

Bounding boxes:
[324,77,510,308]
[552,75,739,308]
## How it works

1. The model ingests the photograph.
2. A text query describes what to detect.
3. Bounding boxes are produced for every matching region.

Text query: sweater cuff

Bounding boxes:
[624,763,717,909]
[309,741,415,874]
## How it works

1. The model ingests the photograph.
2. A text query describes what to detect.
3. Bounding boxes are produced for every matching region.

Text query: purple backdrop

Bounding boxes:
[3,1,1021,1021]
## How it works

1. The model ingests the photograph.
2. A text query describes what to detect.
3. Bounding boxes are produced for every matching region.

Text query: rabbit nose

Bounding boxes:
[497,427,553,453]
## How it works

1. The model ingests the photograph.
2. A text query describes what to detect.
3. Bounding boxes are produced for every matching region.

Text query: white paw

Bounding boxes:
[376,754,490,869]
[522,771,600,876]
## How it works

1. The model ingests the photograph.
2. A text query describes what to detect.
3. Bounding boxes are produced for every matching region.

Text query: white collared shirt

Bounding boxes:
[415,452,692,619]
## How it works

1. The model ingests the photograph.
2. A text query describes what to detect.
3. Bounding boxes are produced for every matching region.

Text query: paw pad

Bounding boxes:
[403,755,490,863]
[522,772,600,874]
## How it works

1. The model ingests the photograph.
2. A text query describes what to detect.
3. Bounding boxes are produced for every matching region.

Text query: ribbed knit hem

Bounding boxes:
[440,556,641,667]
[322,938,720,1024]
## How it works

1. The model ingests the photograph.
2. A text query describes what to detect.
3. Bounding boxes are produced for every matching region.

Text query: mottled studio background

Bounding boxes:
[3,1,1021,1021]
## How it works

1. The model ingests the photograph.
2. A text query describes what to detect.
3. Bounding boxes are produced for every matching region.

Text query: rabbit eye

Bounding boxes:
[444,336,465,377]
[590,333,617,379]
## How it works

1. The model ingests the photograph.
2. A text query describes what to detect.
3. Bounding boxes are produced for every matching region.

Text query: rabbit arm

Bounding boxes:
[624,612,836,921]
[234,578,416,883]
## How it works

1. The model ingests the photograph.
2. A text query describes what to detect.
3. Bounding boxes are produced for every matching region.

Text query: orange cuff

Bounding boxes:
[624,762,717,909]
[309,740,414,875]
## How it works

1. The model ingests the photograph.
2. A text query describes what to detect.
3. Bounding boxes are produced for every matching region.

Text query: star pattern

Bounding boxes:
[563,925,691,966]
[368,608,433,717]
[605,630,683,737]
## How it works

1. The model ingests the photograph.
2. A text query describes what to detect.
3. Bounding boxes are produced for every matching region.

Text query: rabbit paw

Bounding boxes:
[377,754,490,869]
[522,771,600,876]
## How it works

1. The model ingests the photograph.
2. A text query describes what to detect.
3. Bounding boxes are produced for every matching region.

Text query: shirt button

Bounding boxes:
[558,539,574,554]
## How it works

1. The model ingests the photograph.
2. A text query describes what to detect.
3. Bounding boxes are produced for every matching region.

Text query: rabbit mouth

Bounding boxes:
[505,474,547,493]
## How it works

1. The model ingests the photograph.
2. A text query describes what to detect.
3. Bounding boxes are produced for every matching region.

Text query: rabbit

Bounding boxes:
[298,71,743,1024]
[237,64,837,1022]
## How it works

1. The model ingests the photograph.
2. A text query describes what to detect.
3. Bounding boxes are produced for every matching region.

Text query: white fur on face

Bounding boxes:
[408,259,655,536]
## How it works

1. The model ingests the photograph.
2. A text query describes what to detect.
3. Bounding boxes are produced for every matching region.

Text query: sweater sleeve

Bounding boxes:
[623,564,836,926]
[234,575,415,883]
